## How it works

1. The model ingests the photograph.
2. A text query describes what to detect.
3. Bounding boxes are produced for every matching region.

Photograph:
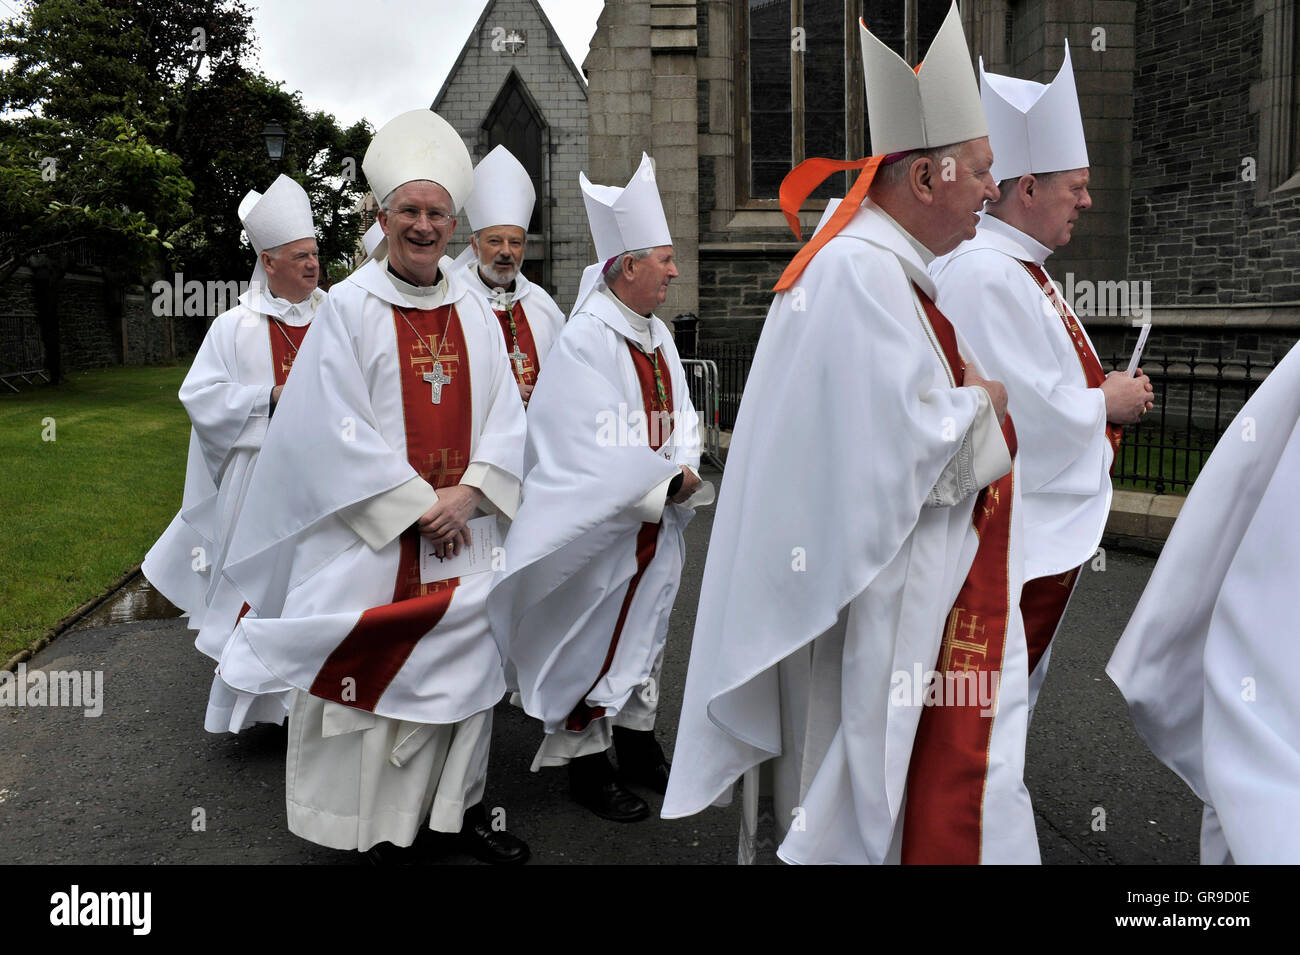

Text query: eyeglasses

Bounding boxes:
[392,206,456,226]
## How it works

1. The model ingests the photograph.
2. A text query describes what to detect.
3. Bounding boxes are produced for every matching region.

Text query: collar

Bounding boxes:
[823,198,939,298]
[586,286,663,352]
[238,284,323,324]
[955,211,1054,266]
[348,255,466,310]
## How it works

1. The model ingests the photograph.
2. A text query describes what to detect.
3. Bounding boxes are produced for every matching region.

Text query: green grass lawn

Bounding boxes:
[0,365,190,662]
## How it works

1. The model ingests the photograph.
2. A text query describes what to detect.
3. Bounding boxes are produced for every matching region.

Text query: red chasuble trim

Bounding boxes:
[565,343,676,732]
[307,303,473,713]
[267,319,310,387]
[494,301,541,388]
[1019,261,1122,459]
[902,285,1019,865]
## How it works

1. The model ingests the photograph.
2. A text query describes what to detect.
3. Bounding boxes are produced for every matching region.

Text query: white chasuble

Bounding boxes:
[143,286,321,732]
[1109,342,1300,864]
[488,288,705,743]
[661,201,1036,864]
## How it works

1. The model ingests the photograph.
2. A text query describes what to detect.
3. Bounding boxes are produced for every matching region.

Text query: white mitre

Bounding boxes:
[361,108,473,270]
[465,144,535,232]
[861,1,987,153]
[571,152,673,316]
[453,144,536,271]
[238,174,315,293]
[981,40,1090,182]
[363,108,474,213]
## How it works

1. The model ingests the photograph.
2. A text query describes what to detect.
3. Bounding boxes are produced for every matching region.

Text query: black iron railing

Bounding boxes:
[1102,353,1272,494]
[695,341,754,431]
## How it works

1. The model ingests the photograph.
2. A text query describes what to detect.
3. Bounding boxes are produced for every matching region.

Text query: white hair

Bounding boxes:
[874,145,958,190]
[603,247,654,281]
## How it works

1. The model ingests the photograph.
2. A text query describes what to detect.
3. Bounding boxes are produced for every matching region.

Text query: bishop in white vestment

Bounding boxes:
[663,4,1039,864]
[932,42,1153,712]
[210,109,529,864]
[143,173,322,734]
[452,145,565,405]
[488,153,709,823]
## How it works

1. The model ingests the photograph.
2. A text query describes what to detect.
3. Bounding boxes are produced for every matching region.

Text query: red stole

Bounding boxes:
[565,341,675,732]
[1017,261,1120,675]
[901,284,1019,865]
[307,303,473,712]
[267,319,310,387]
[493,300,541,388]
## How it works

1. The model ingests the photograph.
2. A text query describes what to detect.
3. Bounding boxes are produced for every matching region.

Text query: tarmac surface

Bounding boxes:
[0,466,1201,865]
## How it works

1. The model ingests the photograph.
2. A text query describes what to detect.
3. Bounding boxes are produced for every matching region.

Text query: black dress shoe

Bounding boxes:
[364,839,421,866]
[457,803,530,865]
[612,726,671,795]
[568,751,650,822]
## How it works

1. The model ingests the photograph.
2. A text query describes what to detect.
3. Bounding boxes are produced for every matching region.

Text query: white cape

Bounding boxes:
[143,287,321,732]
[488,290,703,733]
[1108,342,1300,864]
[206,256,526,725]
[661,201,1034,863]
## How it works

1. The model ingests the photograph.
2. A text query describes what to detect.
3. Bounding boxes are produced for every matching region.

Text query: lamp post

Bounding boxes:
[261,121,287,162]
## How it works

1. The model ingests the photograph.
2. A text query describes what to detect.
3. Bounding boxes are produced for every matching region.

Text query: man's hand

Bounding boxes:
[518,381,534,405]
[417,484,484,558]
[963,370,1008,423]
[271,384,284,408]
[1101,370,1155,425]
[669,465,701,504]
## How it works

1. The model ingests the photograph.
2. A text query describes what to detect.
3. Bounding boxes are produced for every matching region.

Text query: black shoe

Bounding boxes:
[568,751,650,822]
[613,726,671,795]
[364,839,421,866]
[457,803,530,865]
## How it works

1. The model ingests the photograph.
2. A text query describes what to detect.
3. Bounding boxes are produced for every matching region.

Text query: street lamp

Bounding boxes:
[261,121,287,162]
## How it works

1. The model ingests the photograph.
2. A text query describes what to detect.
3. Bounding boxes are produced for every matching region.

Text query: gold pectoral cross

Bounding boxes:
[423,361,452,404]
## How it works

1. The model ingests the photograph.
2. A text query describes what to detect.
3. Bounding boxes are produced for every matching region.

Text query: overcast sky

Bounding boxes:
[247,0,604,130]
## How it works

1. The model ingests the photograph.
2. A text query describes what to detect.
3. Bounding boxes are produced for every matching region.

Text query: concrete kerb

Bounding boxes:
[2,564,143,673]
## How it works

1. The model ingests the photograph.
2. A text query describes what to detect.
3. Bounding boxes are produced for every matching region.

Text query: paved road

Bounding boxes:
[0,471,1200,864]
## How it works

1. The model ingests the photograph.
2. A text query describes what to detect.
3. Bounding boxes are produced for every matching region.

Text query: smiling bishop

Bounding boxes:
[201,109,531,865]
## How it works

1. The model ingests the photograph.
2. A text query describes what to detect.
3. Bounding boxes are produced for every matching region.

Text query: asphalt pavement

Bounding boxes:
[0,469,1200,865]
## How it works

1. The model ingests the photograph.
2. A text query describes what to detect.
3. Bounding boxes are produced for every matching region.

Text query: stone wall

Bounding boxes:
[432,0,589,310]
[1129,0,1300,306]
[0,267,186,376]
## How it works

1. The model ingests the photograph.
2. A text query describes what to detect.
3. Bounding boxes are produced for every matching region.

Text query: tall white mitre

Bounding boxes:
[238,174,315,292]
[360,108,474,266]
[464,144,535,232]
[861,1,987,153]
[981,40,1090,182]
[571,152,672,315]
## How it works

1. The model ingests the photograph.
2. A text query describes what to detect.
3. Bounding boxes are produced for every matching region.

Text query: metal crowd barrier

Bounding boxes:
[681,358,725,471]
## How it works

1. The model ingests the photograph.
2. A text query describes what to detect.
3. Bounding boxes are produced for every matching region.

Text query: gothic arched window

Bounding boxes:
[482,71,546,233]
